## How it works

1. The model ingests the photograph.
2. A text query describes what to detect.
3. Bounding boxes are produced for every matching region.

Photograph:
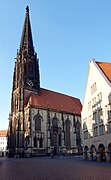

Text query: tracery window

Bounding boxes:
[65,119,71,149]
[51,116,59,149]
[52,117,58,128]
[34,113,42,131]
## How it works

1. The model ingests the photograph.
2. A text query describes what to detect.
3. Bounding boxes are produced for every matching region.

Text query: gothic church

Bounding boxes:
[8,6,82,157]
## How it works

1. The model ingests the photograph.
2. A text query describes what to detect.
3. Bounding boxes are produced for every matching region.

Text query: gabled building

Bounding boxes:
[8,6,82,157]
[0,130,8,156]
[82,59,111,162]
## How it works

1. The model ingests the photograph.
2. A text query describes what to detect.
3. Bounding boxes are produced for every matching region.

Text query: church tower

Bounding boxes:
[8,6,82,158]
[8,6,40,157]
[13,6,40,93]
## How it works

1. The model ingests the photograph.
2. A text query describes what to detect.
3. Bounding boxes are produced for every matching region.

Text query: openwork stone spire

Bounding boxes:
[20,6,34,55]
[13,6,40,93]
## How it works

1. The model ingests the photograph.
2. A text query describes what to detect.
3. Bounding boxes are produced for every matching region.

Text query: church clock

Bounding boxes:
[28,80,34,87]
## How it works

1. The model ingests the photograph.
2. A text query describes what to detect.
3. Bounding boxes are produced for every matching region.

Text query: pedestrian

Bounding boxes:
[51,151,54,159]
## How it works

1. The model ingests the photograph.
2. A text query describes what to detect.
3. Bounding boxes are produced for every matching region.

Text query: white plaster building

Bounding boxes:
[82,59,111,162]
[0,130,8,156]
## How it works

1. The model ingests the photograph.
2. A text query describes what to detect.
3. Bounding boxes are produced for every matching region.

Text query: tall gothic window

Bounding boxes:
[52,117,58,128]
[50,116,58,148]
[34,113,42,131]
[65,119,71,149]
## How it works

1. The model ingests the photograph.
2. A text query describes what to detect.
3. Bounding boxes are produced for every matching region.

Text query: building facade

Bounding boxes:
[82,59,111,162]
[8,6,82,157]
[0,130,8,156]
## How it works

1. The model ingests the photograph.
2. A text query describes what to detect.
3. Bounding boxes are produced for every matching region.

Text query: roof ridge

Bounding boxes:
[28,88,82,115]
[40,87,80,100]
[95,61,111,83]
[96,61,111,64]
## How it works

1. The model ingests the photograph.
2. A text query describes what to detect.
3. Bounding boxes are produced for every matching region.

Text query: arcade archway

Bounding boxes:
[98,143,106,161]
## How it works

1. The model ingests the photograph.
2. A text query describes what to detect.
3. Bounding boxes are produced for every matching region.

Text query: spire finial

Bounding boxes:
[26,6,29,13]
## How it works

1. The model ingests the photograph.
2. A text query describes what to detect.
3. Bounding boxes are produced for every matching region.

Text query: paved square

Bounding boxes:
[0,156,111,180]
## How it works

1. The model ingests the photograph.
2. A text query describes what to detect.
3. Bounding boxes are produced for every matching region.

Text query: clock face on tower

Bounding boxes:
[28,80,34,87]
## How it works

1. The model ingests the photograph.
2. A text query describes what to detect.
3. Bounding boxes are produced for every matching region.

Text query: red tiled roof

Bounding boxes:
[29,88,82,115]
[96,61,111,82]
[0,130,7,137]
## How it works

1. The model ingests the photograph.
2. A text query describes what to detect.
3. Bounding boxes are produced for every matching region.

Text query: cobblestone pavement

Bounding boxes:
[0,156,111,180]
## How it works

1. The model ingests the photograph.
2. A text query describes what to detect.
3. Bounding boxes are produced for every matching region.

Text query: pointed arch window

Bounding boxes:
[65,119,71,149]
[52,117,58,128]
[34,113,42,131]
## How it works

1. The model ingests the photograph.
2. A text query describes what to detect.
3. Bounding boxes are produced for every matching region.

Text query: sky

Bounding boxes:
[1,0,111,130]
